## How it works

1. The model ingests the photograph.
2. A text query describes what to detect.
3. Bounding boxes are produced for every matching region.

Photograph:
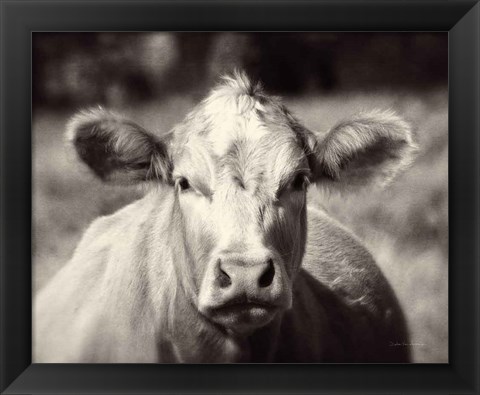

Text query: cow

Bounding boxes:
[34,72,416,363]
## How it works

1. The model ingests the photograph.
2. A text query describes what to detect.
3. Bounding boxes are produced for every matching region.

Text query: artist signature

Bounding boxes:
[389,341,426,347]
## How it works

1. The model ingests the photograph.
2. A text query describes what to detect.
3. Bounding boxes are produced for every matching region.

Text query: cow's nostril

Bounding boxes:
[218,266,232,288]
[258,259,275,288]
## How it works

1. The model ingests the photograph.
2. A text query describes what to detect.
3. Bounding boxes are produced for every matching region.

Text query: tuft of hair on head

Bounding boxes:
[217,69,263,98]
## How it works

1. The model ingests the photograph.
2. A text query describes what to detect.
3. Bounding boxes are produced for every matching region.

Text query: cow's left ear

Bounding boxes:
[305,110,417,190]
[66,107,172,184]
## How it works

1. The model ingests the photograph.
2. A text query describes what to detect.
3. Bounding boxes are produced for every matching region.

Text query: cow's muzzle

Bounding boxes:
[198,252,292,334]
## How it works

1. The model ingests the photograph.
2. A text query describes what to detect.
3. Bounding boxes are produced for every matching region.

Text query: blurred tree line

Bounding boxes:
[33,32,447,109]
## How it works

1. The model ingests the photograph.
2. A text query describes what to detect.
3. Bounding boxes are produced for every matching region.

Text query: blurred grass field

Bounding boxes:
[33,87,448,363]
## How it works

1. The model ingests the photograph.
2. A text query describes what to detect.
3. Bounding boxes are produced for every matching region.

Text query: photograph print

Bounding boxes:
[33,32,448,363]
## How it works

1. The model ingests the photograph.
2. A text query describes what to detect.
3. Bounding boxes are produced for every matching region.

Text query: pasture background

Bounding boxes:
[33,33,448,363]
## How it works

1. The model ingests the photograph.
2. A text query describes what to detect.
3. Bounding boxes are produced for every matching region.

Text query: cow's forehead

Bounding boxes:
[171,73,302,160]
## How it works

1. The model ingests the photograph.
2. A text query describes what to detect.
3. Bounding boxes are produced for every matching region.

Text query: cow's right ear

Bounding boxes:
[66,108,172,184]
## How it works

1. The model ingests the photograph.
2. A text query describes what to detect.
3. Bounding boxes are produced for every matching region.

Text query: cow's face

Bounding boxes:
[169,81,312,333]
[68,72,416,335]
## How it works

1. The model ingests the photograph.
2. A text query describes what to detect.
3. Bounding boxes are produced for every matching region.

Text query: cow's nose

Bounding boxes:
[217,256,276,290]
[198,251,292,323]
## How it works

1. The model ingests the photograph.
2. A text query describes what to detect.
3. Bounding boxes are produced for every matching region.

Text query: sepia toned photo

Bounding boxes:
[32,32,448,363]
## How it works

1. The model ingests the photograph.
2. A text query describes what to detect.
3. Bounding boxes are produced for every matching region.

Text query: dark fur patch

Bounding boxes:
[70,113,172,184]
[336,137,405,173]
[74,122,116,181]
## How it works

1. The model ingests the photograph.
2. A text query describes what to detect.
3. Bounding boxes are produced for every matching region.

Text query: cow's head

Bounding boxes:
[67,72,416,335]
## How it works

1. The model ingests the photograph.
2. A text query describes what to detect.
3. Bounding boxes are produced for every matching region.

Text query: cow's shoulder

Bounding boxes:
[74,194,151,252]
[305,207,375,276]
[297,206,410,362]
[303,205,396,307]
[36,200,141,304]
[34,193,167,362]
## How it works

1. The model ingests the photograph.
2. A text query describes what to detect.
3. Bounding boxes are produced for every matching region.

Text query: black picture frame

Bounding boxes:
[1,1,479,394]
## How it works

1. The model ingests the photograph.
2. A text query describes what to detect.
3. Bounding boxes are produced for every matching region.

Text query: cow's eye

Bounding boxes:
[178,177,191,191]
[291,173,308,191]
